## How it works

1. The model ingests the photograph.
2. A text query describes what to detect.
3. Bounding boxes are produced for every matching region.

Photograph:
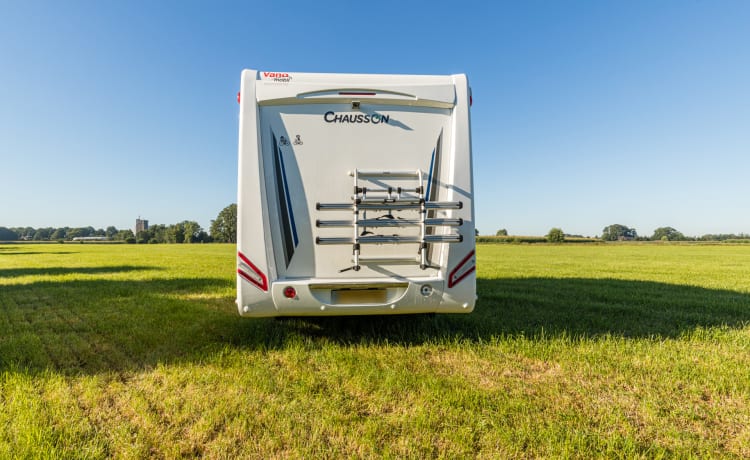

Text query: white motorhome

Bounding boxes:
[236,69,475,317]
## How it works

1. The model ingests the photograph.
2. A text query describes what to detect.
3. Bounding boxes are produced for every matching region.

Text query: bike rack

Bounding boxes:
[315,169,463,272]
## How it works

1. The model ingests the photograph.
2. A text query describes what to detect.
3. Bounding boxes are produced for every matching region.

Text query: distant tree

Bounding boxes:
[136,229,152,244]
[700,233,749,241]
[496,229,508,236]
[13,227,35,240]
[50,228,68,240]
[652,227,685,241]
[210,204,237,243]
[106,226,118,238]
[601,224,638,241]
[114,229,134,241]
[194,230,211,243]
[149,224,169,243]
[546,227,565,243]
[33,227,53,241]
[67,228,82,239]
[165,224,184,243]
[181,221,202,243]
[0,227,18,241]
[68,226,95,239]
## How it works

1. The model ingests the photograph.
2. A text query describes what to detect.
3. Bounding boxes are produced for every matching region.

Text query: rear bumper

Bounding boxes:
[237,277,474,317]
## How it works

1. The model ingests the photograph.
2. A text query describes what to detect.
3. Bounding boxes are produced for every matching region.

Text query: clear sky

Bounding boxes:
[1,1,749,237]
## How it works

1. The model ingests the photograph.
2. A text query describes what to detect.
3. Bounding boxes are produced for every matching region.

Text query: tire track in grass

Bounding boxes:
[47,303,105,371]
[26,289,68,371]
[55,296,136,373]
[0,294,16,334]
[1,291,48,370]
[17,288,93,372]
[3,284,134,373]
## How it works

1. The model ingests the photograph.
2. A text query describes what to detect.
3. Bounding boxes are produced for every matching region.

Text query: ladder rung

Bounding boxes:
[357,256,420,264]
[316,237,357,245]
[427,218,463,226]
[317,218,463,228]
[317,203,355,210]
[316,201,463,211]
[355,187,421,194]
[356,198,423,205]
[425,201,463,210]
[316,234,463,245]
[354,170,420,178]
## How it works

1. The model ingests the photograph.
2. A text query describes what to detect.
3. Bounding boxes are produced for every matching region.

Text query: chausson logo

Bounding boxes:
[262,72,292,82]
[323,111,390,124]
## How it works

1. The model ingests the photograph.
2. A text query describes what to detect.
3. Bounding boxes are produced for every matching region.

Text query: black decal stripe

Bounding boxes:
[427,131,443,262]
[426,131,443,232]
[428,131,442,203]
[272,131,295,267]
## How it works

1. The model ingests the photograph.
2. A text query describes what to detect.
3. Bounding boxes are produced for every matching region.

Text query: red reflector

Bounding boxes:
[339,92,376,96]
[237,91,241,104]
[283,286,296,299]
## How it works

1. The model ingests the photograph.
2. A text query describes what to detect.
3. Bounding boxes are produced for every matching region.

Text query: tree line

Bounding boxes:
[493,224,750,242]
[0,204,238,244]
[0,225,133,242]
[599,224,750,242]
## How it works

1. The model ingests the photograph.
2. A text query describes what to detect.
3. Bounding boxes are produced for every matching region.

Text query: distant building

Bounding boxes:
[135,218,149,234]
[72,236,109,242]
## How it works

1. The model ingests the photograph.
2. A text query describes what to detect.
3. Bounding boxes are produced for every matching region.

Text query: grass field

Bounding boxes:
[1,243,749,458]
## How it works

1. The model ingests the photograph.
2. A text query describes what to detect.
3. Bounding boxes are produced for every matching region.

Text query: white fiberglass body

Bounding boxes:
[236,69,475,317]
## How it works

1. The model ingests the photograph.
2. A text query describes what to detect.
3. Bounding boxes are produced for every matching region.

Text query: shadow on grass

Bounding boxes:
[2,276,750,375]
[0,277,239,374]
[0,265,159,278]
[0,251,80,255]
[278,277,750,345]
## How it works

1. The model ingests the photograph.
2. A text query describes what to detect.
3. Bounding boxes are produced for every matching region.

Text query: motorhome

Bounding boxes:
[236,69,475,317]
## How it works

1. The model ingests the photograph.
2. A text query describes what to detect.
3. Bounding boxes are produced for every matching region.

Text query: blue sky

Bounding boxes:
[1,1,749,237]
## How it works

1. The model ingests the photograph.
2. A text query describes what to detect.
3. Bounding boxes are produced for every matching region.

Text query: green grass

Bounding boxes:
[1,243,750,458]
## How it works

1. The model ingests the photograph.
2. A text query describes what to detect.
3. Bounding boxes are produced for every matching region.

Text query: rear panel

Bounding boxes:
[237,70,475,317]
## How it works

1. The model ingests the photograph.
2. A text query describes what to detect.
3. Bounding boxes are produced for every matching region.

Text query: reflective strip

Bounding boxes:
[237,251,268,292]
[448,250,476,288]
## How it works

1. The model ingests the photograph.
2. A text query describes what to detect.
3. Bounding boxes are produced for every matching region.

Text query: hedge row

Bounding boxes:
[476,236,602,244]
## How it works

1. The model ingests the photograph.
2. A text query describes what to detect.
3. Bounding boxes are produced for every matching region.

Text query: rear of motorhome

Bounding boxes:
[236,69,475,317]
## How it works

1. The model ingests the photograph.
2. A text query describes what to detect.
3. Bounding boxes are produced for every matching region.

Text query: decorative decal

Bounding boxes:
[426,131,442,202]
[426,131,443,263]
[237,251,268,292]
[448,250,476,288]
[272,131,298,267]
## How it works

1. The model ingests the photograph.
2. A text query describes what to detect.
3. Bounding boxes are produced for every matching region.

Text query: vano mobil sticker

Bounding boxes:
[261,72,292,82]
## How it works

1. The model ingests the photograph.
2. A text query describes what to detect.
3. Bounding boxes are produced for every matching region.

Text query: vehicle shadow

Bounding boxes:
[0,277,237,375]
[2,276,749,375]
[0,266,159,277]
[0,251,80,255]
[281,277,750,345]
